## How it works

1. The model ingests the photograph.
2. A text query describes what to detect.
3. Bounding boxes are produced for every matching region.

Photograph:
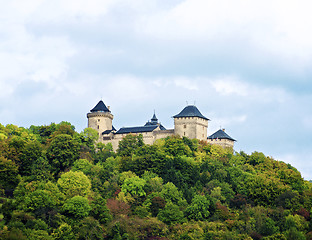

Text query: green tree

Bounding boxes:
[46,134,80,175]
[62,196,91,219]
[22,189,54,213]
[163,136,192,157]
[259,218,279,236]
[72,159,93,175]
[117,134,144,157]
[81,127,99,144]
[19,140,43,176]
[157,202,184,225]
[160,182,187,207]
[0,156,19,195]
[121,176,146,197]
[90,193,112,224]
[30,157,52,181]
[52,223,76,240]
[57,171,91,198]
[75,217,105,240]
[185,194,212,221]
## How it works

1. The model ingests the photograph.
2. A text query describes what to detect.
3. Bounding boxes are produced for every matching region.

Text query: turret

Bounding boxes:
[208,128,236,148]
[173,105,209,140]
[87,100,114,138]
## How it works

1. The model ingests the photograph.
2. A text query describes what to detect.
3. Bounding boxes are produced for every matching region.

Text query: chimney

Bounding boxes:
[107,106,110,110]
[222,128,225,132]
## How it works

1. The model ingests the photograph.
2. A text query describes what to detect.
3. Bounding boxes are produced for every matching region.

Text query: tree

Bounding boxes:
[72,159,93,175]
[22,189,54,213]
[19,141,43,176]
[117,134,144,157]
[52,223,75,240]
[0,156,19,195]
[185,195,212,221]
[90,193,112,224]
[75,217,105,240]
[160,182,186,207]
[46,134,80,176]
[157,202,184,225]
[30,157,52,181]
[121,176,146,197]
[62,196,91,219]
[163,136,192,157]
[81,128,99,144]
[57,171,91,198]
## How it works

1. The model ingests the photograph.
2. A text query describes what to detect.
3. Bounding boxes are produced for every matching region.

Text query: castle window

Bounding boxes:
[184,124,186,129]
[184,132,185,136]
[98,119,100,122]
[97,125,99,129]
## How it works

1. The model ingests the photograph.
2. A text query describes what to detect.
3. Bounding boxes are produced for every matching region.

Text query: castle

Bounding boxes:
[87,100,236,150]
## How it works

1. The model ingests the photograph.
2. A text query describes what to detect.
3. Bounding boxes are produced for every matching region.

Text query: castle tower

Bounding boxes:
[173,105,209,141]
[87,100,114,138]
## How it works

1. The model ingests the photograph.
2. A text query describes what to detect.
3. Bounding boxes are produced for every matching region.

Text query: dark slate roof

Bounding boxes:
[144,121,166,130]
[90,100,110,113]
[144,112,166,130]
[116,125,159,134]
[208,129,236,141]
[151,113,158,124]
[102,126,116,135]
[173,105,209,120]
[102,130,113,135]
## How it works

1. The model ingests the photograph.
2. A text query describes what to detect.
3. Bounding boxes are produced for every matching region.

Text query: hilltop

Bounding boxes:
[0,121,312,239]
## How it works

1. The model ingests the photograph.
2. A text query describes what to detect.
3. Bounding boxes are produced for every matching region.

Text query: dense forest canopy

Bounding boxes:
[1,122,312,239]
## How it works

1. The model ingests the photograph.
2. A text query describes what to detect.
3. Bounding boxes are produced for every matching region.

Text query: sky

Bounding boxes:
[1,0,312,179]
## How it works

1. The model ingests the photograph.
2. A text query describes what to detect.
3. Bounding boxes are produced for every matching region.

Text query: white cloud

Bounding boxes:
[138,0,312,68]
[210,76,288,103]
[210,76,248,97]
[173,77,198,90]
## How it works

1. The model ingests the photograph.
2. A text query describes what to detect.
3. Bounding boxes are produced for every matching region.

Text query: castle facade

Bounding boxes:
[87,100,236,150]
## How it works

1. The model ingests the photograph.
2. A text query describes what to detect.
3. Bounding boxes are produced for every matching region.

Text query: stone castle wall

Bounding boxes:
[174,117,208,141]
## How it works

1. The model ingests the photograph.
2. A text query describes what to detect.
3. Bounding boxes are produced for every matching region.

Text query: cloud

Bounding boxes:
[138,0,312,69]
[210,76,288,103]
[210,76,248,97]
[173,77,198,90]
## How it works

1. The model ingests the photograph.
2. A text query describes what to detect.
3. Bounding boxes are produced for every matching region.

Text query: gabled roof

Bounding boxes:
[116,125,159,134]
[102,126,116,135]
[173,105,209,120]
[102,130,113,135]
[144,121,166,130]
[208,129,236,141]
[90,100,110,113]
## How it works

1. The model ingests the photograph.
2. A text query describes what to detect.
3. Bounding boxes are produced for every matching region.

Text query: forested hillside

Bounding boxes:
[1,122,312,239]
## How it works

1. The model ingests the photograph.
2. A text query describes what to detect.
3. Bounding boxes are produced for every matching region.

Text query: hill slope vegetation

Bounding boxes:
[0,122,312,239]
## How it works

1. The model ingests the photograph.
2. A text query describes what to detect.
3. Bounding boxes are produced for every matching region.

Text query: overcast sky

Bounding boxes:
[1,0,312,179]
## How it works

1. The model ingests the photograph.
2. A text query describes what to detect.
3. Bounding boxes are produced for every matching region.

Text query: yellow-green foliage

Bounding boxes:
[57,171,91,198]
[2,123,312,239]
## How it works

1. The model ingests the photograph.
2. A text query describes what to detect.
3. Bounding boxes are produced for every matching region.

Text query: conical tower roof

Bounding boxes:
[90,100,110,113]
[208,129,236,141]
[151,112,158,124]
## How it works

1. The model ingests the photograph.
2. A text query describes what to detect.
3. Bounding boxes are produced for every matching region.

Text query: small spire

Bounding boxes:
[151,111,158,124]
